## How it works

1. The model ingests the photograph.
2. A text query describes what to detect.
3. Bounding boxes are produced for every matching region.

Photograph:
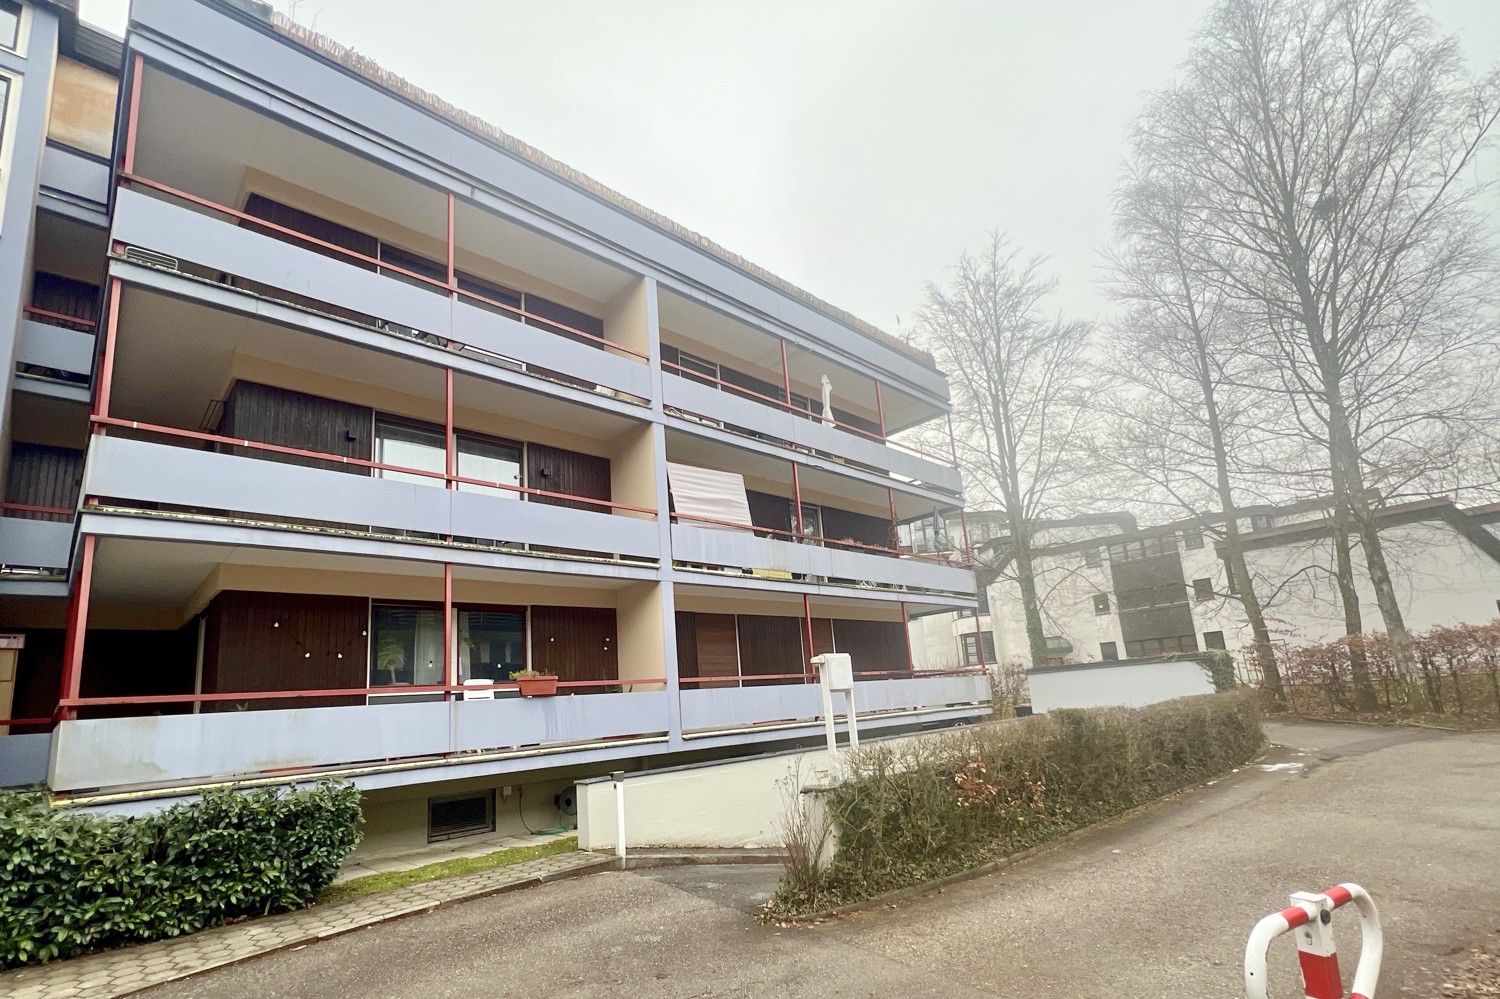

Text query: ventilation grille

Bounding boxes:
[427,792,494,842]
[121,246,180,271]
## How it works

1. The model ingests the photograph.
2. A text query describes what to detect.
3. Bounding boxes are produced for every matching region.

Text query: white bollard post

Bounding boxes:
[612,770,627,862]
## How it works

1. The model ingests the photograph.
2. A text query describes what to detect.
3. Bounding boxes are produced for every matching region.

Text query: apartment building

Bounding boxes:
[912,499,1500,682]
[0,0,986,846]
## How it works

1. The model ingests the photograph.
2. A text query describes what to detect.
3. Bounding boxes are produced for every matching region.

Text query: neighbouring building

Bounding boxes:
[910,497,1500,685]
[0,0,987,853]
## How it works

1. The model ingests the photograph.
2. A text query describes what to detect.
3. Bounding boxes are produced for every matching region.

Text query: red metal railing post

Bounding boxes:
[444,367,455,488]
[887,487,900,549]
[875,381,887,441]
[93,278,122,424]
[58,535,96,721]
[121,54,143,177]
[443,563,454,700]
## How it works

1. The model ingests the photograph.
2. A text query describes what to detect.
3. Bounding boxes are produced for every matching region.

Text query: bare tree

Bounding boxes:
[1127,0,1500,707]
[1100,173,1297,704]
[914,234,1095,667]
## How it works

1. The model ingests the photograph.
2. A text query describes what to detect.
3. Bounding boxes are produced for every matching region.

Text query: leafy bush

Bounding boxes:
[768,691,1262,916]
[1267,620,1500,720]
[0,781,362,969]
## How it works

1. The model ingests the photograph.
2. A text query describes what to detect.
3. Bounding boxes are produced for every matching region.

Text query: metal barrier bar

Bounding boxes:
[1245,883,1382,999]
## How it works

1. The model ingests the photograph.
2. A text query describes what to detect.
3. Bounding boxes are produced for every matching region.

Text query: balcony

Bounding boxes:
[48,692,674,792]
[110,187,654,406]
[661,371,961,496]
[671,522,974,596]
[679,672,989,735]
[83,434,659,565]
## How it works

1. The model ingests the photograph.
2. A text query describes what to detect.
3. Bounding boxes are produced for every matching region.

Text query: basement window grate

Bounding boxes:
[427,792,495,842]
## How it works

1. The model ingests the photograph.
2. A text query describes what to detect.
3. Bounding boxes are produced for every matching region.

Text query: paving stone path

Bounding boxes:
[0,849,611,999]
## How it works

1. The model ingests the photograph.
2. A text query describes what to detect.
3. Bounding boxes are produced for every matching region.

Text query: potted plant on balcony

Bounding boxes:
[510,668,559,697]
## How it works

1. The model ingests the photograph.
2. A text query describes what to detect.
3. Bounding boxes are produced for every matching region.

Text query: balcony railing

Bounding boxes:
[84,428,660,563]
[41,671,990,793]
[679,671,988,734]
[662,370,962,494]
[48,688,675,792]
[109,185,653,402]
[671,520,975,595]
[0,504,74,574]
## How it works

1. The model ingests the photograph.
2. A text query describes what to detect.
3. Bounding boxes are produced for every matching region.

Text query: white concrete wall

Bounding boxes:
[1028,659,1215,712]
[576,730,941,850]
[576,749,835,850]
[1245,519,1500,645]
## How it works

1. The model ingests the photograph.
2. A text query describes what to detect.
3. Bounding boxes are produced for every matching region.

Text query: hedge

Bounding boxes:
[768,691,1263,916]
[0,781,362,969]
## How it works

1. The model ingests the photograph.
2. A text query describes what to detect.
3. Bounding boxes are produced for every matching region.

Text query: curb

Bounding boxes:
[777,751,1273,924]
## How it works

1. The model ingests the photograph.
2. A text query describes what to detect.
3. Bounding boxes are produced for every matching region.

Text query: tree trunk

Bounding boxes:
[1010,516,1051,668]
[1219,516,1280,701]
[1330,500,1379,710]
[1349,492,1426,710]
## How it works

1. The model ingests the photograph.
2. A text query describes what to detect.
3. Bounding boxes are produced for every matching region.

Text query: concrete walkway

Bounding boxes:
[333,830,575,884]
[133,721,1500,997]
[0,849,610,999]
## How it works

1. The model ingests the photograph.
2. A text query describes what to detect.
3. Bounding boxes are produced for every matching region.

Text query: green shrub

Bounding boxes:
[769,691,1262,916]
[0,781,362,969]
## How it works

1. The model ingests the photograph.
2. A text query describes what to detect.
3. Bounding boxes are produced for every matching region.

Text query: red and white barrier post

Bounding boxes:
[1244,883,1382,999]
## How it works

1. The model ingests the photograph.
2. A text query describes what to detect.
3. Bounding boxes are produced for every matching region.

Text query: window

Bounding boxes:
[1124,635,1199,658]
[1204,631,1227,650]
[428,792,495,842]
[1182,529,1204,549]
[458,609,526,682]
[1093,593,1111,615]
[960,632,996,666]
[1193,578,1215,602]
[1100,641,1119,661]
[371,603,445,689]
[0,2,19,52]
[375,418,523,496]
[798,503,822,542]
[1250,514,1274,531]
[1084,546,1102,567]
[676,349,720,387]
[976,586,990,615]
[1107,535,1176,562]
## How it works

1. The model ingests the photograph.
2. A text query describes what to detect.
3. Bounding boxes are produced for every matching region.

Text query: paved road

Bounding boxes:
[143,722,1500,997]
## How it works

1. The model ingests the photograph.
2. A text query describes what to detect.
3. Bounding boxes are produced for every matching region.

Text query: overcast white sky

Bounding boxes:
[80,0,1500,336]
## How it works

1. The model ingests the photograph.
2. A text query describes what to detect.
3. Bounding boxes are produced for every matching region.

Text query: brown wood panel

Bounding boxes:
[810,618,836,657]
[219,381,372,474]
[243,194,379,264]
[821,505,893,549]
[736,614,803,685]
[676,612,737,688]
[531,605,617,686]
[527,443,610,512]
[746,489,793,536]
[12,626,197,725]
[6,443,83,516]
[832,619,909,675]
[202,591,369,710]
[30,272,98,328]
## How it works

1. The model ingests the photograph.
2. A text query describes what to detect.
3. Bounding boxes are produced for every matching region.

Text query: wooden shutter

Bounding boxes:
[832,620,909,675]
[527,443,610,511]
[202,591,369,709]
[531,605,617,685]
[219,381,372,474]
[5,443,82,516]
[736,615,804,685]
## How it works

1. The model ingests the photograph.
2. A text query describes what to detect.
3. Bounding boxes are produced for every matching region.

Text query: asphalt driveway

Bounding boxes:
[142,721,1500,997]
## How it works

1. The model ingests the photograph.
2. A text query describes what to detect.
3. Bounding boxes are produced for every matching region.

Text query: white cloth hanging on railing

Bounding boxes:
[666,462,754,531]
[820,374,835,427]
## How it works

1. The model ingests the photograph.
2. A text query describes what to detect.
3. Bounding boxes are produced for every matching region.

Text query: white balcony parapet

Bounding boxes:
[84,436,660,561]
[678,673,989,734]
[0,518,73,570]
[662,372,962,494]
[671,523,974,595]
[49,691,673,792]
[110,187,653,400]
